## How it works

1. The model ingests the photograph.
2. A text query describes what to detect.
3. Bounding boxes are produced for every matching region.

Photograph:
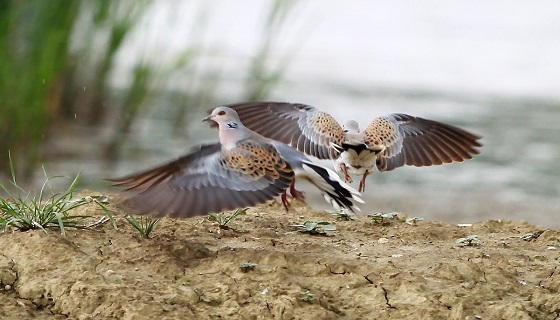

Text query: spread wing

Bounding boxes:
[225,101,344,160]
[364,114,482,172]
[110,142,295,218]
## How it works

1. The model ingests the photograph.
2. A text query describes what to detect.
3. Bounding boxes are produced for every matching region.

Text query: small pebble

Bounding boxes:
[5,285,12,290]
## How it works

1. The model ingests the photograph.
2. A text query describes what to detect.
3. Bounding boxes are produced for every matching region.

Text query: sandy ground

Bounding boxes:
[1,192,559,320]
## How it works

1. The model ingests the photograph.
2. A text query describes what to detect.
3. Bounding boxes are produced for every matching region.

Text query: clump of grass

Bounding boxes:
[240,262,257,272]
[300,290,314,302]
[291,221,336,235]
[208,208,248,230]
[124,215,160,239]
[368,212,424,226]
[369,212,400,224]
[330,209,358,221]
[456,235,481,246]
[511,231,544,241]
[405,217,424,225]
[0,154,112,237]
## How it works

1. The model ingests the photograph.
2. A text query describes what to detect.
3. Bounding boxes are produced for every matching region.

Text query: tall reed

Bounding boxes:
[0,1,79,177]
[0,1,148,179]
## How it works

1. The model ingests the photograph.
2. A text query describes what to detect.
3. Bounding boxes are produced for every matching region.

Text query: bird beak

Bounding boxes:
[203,114,219,128]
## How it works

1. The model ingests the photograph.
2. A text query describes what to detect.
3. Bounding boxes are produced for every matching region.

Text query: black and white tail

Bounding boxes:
[301,161,364,212]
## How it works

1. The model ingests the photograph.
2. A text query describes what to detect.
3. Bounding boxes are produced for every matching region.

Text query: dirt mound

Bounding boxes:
[1,194,559,319]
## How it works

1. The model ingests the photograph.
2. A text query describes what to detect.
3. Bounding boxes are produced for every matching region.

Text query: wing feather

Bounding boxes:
[225,101,344,159]
[365,114,482,172]
[110,141,295,218]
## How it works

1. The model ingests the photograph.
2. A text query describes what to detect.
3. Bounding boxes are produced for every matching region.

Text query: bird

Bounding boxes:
[223,101,483,193]
[110,106,363,218]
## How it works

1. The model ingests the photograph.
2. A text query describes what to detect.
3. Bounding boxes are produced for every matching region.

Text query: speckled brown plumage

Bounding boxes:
[220,141,289,181]
[225,101,482,192]
[364,116,400,147]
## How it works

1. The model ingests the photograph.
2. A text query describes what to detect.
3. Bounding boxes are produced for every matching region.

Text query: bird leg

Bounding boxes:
[280,192,290,212]
[358,170,370,193]
[281,181,305,212]
[289,182,305,200]
[340,164,353,183]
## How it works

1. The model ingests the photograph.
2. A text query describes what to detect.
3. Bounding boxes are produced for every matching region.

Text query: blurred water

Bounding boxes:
[42,1,560,226]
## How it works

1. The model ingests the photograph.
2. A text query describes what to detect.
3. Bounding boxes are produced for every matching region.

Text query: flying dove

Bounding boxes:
[110,106,363,218]
[224,101,482,192]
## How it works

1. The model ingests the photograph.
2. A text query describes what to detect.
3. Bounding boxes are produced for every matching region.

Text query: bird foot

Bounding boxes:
[289,182,305,200]
[281,182,305,211]
[281,192,290,212]
[340,164,353,183]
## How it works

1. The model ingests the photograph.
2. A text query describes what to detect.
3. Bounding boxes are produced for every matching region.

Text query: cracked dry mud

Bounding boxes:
[1,193,559,320]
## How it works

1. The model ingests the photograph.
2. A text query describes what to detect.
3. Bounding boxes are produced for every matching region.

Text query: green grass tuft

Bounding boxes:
[208,208,248,229]
[0,153,113,236]
[124,214,160,238]
[291,221,336,235]
[300,290,314,302]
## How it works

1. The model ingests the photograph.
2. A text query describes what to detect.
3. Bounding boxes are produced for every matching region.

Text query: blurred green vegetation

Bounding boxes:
[1,1,81,177]
[0,0,301,183]
[0,0,150,178]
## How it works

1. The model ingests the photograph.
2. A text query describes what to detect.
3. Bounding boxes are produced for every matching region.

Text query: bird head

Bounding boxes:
[342,120,360,134]
[203,106,242,127]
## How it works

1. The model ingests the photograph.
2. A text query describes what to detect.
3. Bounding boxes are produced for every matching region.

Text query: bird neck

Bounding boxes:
[344,131,365,145]
[224,121,239,129]
[219,121,247,149]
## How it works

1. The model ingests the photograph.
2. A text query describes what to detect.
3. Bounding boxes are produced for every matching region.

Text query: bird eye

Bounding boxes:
[217,111,226,116]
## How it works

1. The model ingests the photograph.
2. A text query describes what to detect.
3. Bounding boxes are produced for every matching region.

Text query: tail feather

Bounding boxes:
[301,161,363,212]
